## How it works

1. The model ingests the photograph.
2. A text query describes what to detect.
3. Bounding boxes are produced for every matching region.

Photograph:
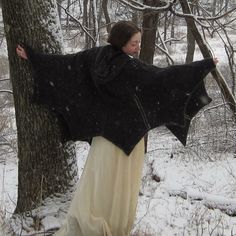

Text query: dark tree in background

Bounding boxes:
[139,0,160,64]
[139,0,161,152]
[185,0,195,63]
[2,0,77,213]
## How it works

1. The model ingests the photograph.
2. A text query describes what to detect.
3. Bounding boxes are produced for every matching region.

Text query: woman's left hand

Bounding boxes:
[16,45,28,60]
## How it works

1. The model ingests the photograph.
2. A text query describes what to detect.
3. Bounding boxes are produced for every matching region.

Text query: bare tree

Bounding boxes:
[178,0,236,114]
[185,0,195,63]
[212,0,217,16]
[91,0,100,46]
[2,0,77,213]
[83,0,90,47]
[66,0,71,29]
[102,0,111,33]
[139,0,161,152]
[57,0,63,22]
[139,0,160,64]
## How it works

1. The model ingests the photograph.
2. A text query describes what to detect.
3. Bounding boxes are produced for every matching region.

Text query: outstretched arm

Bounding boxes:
[15,43,88,108]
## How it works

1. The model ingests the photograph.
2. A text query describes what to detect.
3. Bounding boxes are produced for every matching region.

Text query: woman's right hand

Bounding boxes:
[213,57,218,65]
[16,45,28,60]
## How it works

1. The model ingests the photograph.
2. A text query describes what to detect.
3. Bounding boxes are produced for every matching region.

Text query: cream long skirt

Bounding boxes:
[54,136,145,236]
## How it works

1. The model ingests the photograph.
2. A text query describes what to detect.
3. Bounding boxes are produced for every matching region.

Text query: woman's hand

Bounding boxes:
[16,45,28,60]
[213,57,218,65]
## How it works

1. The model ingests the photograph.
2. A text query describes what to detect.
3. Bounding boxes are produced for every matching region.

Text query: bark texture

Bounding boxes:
[2,0,78,213]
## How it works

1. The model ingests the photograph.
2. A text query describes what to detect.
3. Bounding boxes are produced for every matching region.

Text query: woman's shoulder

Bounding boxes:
[81,45,112,55]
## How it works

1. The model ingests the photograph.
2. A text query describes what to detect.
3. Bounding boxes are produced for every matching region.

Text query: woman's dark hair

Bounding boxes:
[107,21,141,50]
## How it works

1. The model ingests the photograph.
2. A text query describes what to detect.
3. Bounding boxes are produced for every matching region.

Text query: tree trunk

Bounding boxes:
[179,0,236,115]
[2,0,78,213]
[57,0,63,22]
[163,12,168,41]
[102,0,111,33]
[139,0,160,152]
[83,0,89,47]
[88,0,95,48]
[212,0,217,16]
[185,0,195,63]
[139,0,160,64]
[132,10,139,27]
[225,0,229,12]
[92,0,99,46]
[170,13,175,40]
[185,27,195,63]
[66,0,71,31]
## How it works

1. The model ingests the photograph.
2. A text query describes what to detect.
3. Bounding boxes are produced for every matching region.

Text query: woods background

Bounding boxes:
[0,0,236,235]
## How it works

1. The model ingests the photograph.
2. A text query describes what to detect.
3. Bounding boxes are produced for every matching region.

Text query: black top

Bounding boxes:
[25,45,216,155]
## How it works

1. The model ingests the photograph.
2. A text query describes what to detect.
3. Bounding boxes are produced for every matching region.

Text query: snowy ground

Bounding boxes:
[1,126,236,235]
[133,130,236,236]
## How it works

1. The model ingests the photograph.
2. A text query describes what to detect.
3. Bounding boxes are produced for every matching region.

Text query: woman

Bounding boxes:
[16,21,218,236]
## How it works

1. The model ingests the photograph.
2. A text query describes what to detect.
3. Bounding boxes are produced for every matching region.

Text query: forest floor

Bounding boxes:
[1,128,236,235]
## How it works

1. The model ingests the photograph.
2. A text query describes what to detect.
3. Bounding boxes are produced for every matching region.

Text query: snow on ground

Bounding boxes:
[132,129,236,235]
[1,128,236,235]
[0,153,18,219]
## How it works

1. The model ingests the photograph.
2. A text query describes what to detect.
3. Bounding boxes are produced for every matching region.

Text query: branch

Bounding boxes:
[169,8,211,28]
[0,90,13,94]
[190,3,236,21]
[156,28,174,65]
[117,0,212,29]
[155,35,186,64]
[57,2,96,44]
[170,4,236,27]
[198,7,236,21]
[155,44,173,63]
[196,4,236,96]
[116,0,175,12]
[0,142,12,147]
[0,79,10,82]
[116,0,235,30]
[179,0,236,115]
[157,35,186,45]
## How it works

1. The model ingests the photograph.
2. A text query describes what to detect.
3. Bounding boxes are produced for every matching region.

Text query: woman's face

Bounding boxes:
[122,32,141,57]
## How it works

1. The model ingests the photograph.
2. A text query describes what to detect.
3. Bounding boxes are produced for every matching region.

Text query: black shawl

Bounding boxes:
[25,45,215,155]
